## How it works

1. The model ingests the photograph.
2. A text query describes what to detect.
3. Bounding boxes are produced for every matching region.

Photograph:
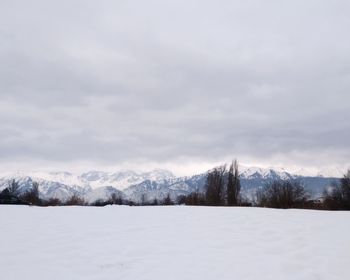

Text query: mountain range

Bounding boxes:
[0,167,339,203]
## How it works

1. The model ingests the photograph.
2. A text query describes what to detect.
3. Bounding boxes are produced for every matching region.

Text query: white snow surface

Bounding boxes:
[0,206,349,280]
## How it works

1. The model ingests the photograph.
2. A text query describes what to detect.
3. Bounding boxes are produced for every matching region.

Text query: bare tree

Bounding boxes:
[256,180,309,209]
[323,169,350,210]
[140,194,147,205]
[340,169,350,208]
[8,179,20,197]
[109,193,123,205]
[205,165,226,206]
[163,193,174,205]
[227,160,241,206]
[151,198,159,205]
[21,181,41,205]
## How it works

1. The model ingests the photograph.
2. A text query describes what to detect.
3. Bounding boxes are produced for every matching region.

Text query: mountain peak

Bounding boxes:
[239,167,294,180]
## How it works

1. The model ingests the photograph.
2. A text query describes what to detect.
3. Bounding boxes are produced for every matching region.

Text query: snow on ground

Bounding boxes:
[0,206,349,280]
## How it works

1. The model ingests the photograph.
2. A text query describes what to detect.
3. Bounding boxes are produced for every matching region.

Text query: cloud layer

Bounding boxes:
[0,0,349,174]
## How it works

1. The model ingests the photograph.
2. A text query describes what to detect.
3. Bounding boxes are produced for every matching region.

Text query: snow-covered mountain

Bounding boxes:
[239,167,295,180]
[80,169,175,190]
[0,169,176,203]
[0,167,339,203]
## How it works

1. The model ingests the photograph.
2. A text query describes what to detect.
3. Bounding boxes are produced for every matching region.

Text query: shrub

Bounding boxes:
[65,194,86,206]
[45,197,63,206]
[178,192,206,205]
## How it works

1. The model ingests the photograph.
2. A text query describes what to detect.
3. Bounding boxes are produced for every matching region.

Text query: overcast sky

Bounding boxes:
[0,0,349,176]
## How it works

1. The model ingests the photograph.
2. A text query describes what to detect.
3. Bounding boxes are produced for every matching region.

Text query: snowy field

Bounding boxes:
[0,206,349,280]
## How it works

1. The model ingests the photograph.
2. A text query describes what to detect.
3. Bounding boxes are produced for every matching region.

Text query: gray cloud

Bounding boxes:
[0,0,349,174]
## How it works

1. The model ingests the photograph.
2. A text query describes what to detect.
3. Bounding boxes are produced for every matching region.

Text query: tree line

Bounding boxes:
[0,180,176,207]
[178,160,244,206]
[0,162,349,210]
[179,162,350,210]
